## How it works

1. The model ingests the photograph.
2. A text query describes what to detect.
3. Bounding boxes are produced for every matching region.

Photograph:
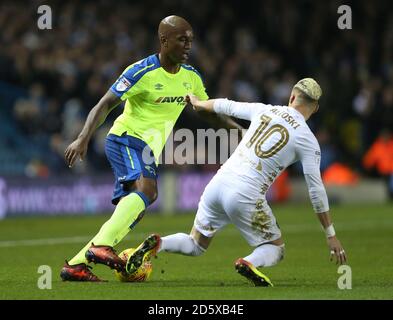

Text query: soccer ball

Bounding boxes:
[114,248,153,282]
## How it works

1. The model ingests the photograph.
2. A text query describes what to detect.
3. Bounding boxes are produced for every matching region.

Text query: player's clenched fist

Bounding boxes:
[64,138,88,168]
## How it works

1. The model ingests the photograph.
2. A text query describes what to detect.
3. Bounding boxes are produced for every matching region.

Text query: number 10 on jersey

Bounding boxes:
[246,115,289,158]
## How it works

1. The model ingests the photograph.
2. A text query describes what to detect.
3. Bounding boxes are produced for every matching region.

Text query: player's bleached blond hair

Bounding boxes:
[293,78,322,101]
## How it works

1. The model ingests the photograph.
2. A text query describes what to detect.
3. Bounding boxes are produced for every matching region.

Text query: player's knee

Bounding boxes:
[145,188,158,204]
[257,243,285,267]
[190,238,206,256]
[136,185,157,204]
[135,180,158,204]
[271,244,285,266]
[278,244,285,262]
[190,227,212,251]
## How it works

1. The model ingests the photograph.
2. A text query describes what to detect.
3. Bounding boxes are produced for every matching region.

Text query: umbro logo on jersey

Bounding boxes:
[154,83,164,90]
[155,96,186,105]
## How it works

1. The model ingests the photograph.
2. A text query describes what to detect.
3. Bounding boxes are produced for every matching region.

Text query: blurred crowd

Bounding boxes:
[0,0,392,187]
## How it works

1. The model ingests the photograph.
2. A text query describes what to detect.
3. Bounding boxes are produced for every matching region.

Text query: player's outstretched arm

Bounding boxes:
[316,211,347,265]
[187,94,216,112]
[187,95,245,133]
[188,94,268,122]
[64,90,121,168]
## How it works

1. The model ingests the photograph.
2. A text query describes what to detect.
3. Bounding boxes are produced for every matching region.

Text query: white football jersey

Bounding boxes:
[213,99,329,213]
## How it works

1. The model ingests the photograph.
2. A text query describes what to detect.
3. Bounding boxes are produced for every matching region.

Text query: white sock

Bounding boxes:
[159,233,205,256]
[243,244,285,267]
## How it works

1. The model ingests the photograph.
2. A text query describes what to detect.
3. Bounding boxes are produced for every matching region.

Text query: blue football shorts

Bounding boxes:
[105,133,158,205]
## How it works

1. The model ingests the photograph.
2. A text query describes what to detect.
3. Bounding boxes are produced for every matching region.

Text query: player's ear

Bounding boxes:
[159,34,168,48]
[313,103,319,114]
[290,94,295,104]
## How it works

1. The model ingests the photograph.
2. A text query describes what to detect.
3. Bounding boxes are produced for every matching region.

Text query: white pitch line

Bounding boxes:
[0,236,92,248]
[0,220,391,248]
[0,233,148,248]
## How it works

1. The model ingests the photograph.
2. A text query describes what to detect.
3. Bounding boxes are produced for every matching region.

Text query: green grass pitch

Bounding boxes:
[0,203,392,300]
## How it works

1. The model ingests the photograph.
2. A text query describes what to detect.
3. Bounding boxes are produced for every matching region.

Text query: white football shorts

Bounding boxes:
[193,173,282,246]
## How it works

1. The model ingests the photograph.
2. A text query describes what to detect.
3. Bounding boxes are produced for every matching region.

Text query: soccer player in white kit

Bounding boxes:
[126,78,347,286]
